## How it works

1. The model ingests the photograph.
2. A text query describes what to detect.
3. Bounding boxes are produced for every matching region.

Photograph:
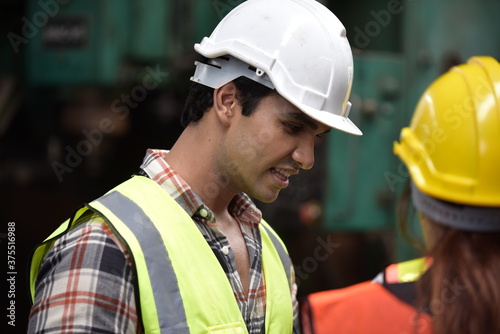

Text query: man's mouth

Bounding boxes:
[270,168,292,188]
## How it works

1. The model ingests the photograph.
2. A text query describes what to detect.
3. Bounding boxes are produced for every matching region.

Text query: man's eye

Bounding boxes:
[284,122,301,133]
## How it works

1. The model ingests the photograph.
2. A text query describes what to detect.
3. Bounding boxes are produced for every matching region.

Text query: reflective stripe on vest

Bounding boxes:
[29,176,293,334]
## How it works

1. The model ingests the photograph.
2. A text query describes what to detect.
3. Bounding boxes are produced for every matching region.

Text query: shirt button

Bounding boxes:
[222,246,230,255]
[199,208,208,218]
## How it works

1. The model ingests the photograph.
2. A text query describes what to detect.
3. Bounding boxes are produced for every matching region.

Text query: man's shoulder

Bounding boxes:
[47,211,131,265]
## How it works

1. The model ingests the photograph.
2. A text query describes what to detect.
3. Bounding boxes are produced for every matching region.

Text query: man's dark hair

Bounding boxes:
[181,69,276,128]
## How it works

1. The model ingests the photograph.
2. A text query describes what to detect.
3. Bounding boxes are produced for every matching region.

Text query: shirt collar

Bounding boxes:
[140,148,262,226]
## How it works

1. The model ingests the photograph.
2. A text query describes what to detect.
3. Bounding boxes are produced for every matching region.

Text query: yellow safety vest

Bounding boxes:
[29,176,294,334]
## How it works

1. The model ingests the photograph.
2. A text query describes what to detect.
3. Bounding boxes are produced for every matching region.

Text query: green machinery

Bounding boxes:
[24,0,225,86]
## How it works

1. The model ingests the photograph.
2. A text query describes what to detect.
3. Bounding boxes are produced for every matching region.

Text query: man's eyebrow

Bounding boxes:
[286,112,331,134]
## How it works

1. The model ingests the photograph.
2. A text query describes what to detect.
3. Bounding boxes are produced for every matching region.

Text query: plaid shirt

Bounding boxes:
[29,149,299,334]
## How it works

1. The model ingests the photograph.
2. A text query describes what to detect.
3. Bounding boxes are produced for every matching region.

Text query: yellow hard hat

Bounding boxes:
[394,56,500,207]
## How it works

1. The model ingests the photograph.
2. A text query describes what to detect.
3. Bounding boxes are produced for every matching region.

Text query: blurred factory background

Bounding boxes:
[1,0,499,332]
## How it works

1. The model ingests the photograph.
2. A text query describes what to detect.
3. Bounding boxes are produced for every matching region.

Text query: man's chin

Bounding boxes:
[252,190,281,204]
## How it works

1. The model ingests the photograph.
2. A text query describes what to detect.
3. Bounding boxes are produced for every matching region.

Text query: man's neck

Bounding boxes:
[165,123,237,215]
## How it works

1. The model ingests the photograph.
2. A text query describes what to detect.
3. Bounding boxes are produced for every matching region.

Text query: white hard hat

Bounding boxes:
[191,0,362,136]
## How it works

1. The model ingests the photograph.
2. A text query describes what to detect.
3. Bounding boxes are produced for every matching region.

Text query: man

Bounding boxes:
[28,0,362,333]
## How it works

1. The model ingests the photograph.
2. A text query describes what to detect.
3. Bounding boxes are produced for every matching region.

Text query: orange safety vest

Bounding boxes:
[301,258,433,334]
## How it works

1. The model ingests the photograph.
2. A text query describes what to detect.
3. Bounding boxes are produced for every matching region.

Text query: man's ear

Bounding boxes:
[213,82,239,127]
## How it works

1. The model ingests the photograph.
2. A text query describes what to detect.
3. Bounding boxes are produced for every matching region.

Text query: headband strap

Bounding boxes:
[190,55,275,90]
[411,182,500,232]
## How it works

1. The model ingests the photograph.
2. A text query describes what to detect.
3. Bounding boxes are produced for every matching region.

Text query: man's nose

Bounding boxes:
[292,138,315,170]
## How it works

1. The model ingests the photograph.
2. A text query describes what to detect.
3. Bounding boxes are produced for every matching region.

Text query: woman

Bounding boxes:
[301,56,500,334]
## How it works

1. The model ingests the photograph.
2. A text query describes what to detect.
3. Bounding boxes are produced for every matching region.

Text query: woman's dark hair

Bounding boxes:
[416,221,500,334]
[398,181,500,334]
[181,69,276,128]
